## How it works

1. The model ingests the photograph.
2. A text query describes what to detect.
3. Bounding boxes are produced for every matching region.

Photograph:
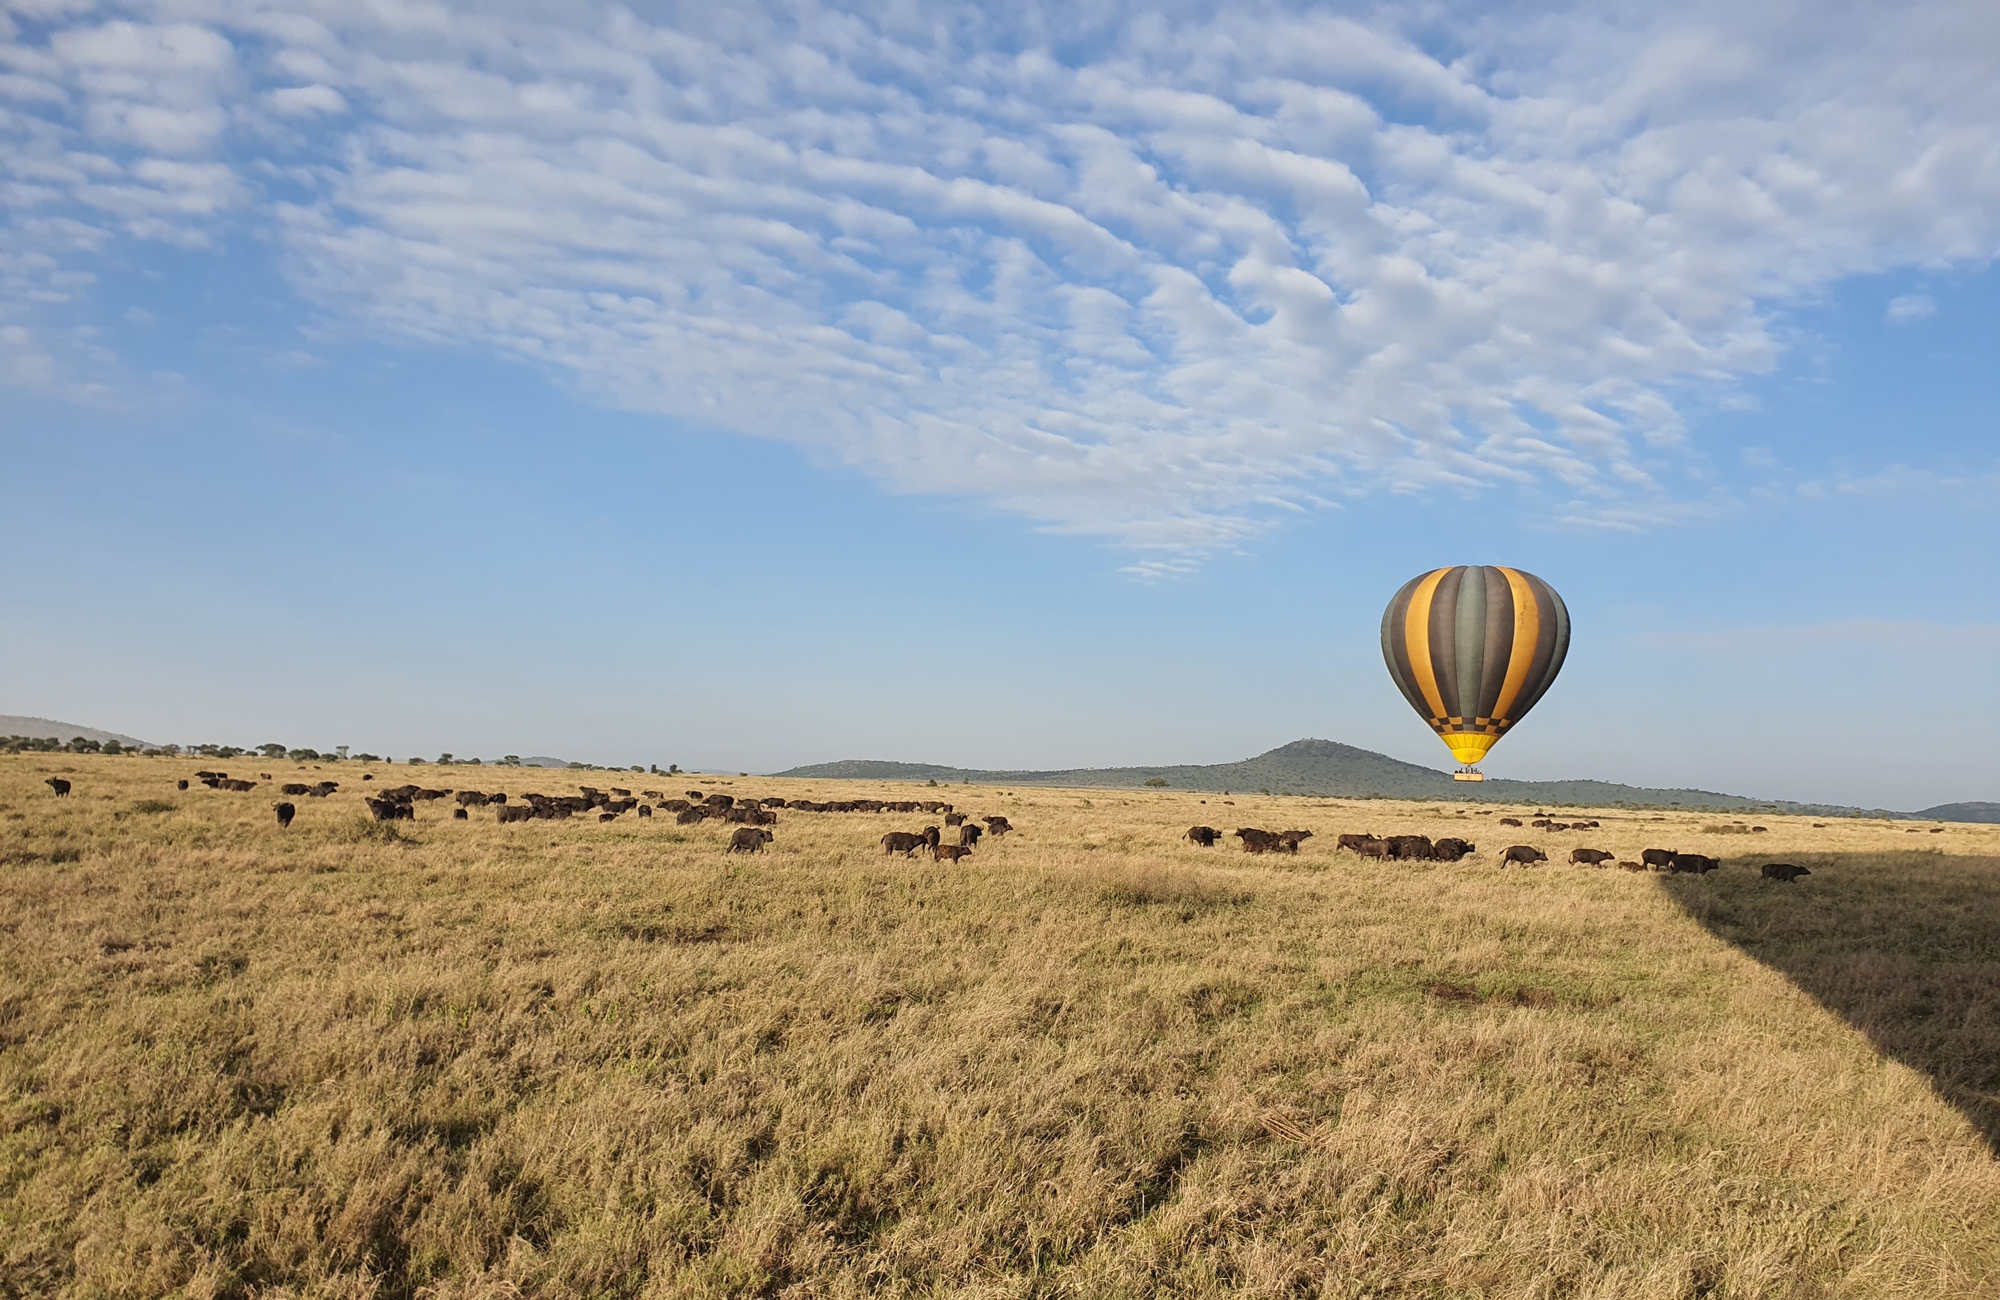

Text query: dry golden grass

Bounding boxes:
[1,755,1996,1299]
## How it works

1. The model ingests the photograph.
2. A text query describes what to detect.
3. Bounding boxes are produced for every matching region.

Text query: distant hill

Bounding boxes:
[520,756,576,768]
[1915,802,2000,824]
[774,738,1880,815]
[0,715,152,748]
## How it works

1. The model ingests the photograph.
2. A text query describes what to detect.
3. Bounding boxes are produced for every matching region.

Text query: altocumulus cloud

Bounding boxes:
[5,1,1999,553]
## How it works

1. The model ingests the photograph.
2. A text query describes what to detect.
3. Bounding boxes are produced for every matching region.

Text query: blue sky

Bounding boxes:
[2,1,1996,810]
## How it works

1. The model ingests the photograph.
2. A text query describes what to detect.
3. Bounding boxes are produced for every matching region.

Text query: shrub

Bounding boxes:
[1144,777,1168,787]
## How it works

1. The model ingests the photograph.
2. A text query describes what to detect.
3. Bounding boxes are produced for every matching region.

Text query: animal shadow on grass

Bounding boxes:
[1659,852,2000,1153]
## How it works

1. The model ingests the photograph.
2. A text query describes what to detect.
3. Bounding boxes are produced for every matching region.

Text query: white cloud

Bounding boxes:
[1885,293,1936,323]
[4,1,2000,553]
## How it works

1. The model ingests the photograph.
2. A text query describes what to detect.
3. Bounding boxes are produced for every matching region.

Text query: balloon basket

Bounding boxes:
[1452,767,1485,782]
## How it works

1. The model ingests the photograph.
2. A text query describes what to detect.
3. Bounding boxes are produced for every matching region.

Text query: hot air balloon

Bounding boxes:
[1381,566,1569,780]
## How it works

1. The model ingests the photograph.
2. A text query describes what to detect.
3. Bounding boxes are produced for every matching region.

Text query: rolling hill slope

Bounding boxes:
[775,738,1878,814]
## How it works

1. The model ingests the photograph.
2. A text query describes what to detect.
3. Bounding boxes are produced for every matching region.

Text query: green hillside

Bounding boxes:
[774,738,1883,815]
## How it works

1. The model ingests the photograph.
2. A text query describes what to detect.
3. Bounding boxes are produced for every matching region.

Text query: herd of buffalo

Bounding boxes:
[1186,819,1812,881]
[40,773,1815,880]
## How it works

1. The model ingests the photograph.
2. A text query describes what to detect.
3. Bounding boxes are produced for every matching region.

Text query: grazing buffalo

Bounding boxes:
[222,779,257,792]
[637,804,652,818]
[933,844,974,863]
[1761,862,1810,882]
[274,802,295,828]
[1432,837,1476,862]
[983,816,1012,836]
[1387,835,1435,861]
[1640,848,1677,870]
[1185,826,1221,847]
[685,790,705,801]
[882,831,927,856]
[1352,837,1393,860]
[1570,848,1615,866]
[281,783,311,797]
[498,805,534,824]
[46,778,71,797]
[675,809,707,826]
[729,827,772,853]
[660,800,692,813]
[1235,828,1278,854]
[1498,817,1523,827]
[945,813,967,828]
[1669,853,1720,874]
[1275,830,1314,852]
[1335,833,1377,853]
[365,797,413,821]
[308,782,338,798]
[455,791,490,807]
[1500,845,1548,867]
[176,779,189,791]
[958,823,983,847]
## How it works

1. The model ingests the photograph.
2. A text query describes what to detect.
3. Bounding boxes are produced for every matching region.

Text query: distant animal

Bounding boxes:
[686,790,705,801]
[1386,834,1434,861]
[1431,837,1476,861]
[362,774,373,781]
[455,808,470,820]
[676,809,707,826]
[1235,828,1278,854]
[729,827,772,853]
[1185,826,1221,847]
[1335,833,1377,853]
[308,782,338,798]
[455,791,490,807]
[932,844,974,863]
[660,799,692,812]
[1351,837,1393,860]
[882,831,927,856]
[945,812,967,827]
[637,804,652,818]
[221,779,256,792]
[1498,817,1522,827]
[610,788,630,798]
[281,783,311,796]
[600,812,618,822]
[1500,845,1548,867]
[497,805,534,824]
[1751,826,1768,833]
[1275,829,1314,852]
[1761,862,1810,882]
[273,802,295,828]
[365,797,413,821]
[1669,852,1720,874]
[1570,848,1615,866]
[176,779,189,791]
[45,778,70,797]
[1617,860,1646,872]
[983,816,1012,836]
[958,823,983,847]
[1640,848,1677,870]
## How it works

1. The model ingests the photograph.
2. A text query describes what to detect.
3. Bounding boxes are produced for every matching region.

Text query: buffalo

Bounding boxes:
[932,844,974,863]
[1432,837,1476,862]
[1185,826,1221,847]
[1335,833,1378,853]
[1570,848,1615,866]
[1640,848,1677,870]
[637,805,652,819]
[1235,828,1278,854]
[1500,845,1548,867]
[1498,817,1523,827]
[274,802,295,828]
[1669,853,1720,875]
[176,779,189,791]
[958,823,983,848]
[882,831,927,856]
[729,827,772,853]
[281,783,311,796]
[45,778,71,797]
[1761,862,1811,882]
[456,808,471,820]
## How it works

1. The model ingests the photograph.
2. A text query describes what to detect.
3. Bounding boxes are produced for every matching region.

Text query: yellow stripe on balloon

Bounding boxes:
[1403,568,1450,722]
[1489,566,1540,725]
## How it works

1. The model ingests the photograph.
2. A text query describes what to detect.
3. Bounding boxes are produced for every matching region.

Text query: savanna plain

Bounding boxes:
[2,755,1997,1299]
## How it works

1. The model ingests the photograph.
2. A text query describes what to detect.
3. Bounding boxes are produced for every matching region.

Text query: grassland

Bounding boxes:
[1,755,1996,1299]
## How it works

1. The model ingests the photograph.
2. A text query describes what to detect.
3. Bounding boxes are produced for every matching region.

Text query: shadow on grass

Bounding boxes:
[1658,850,2000,1154]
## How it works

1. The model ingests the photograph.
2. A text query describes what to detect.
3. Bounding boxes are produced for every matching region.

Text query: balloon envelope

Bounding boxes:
[1380,566,1570,766]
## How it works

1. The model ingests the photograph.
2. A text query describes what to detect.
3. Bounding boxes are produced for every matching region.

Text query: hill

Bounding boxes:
[1918,802,2000,824]
[775,737,1875,814]
[0,714,152,748]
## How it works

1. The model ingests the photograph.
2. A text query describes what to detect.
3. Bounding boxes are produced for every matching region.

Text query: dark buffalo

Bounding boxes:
[676,809,707,825]
[1432,837,1476,862]
[1186,826,1221,847]
[958,823,983,847]
[1498,817,1523,827]
[308,782,338,798]
[1235,828,1278,854]
[729,827,772,853]
[1500,845,1547,867]
[1641,848,1677,870]
[933,844,974,863]
[1387,835,1435,861]
[882,831,927,856]
[274,802,296,828]
[1669,853,1720,874]
[281,783,311,796]
[637,804,652,818]
[176,779,189,791]
[498,805,534,824]
[1761,862,1811,882]
[1335,833,1378,853]
[45,778,71,797]
[455,808,471,820]
[945,812,967,828]
[1570,848,1615,866]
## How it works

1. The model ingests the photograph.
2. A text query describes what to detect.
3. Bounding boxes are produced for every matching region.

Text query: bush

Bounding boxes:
[1144,777,1168,787]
